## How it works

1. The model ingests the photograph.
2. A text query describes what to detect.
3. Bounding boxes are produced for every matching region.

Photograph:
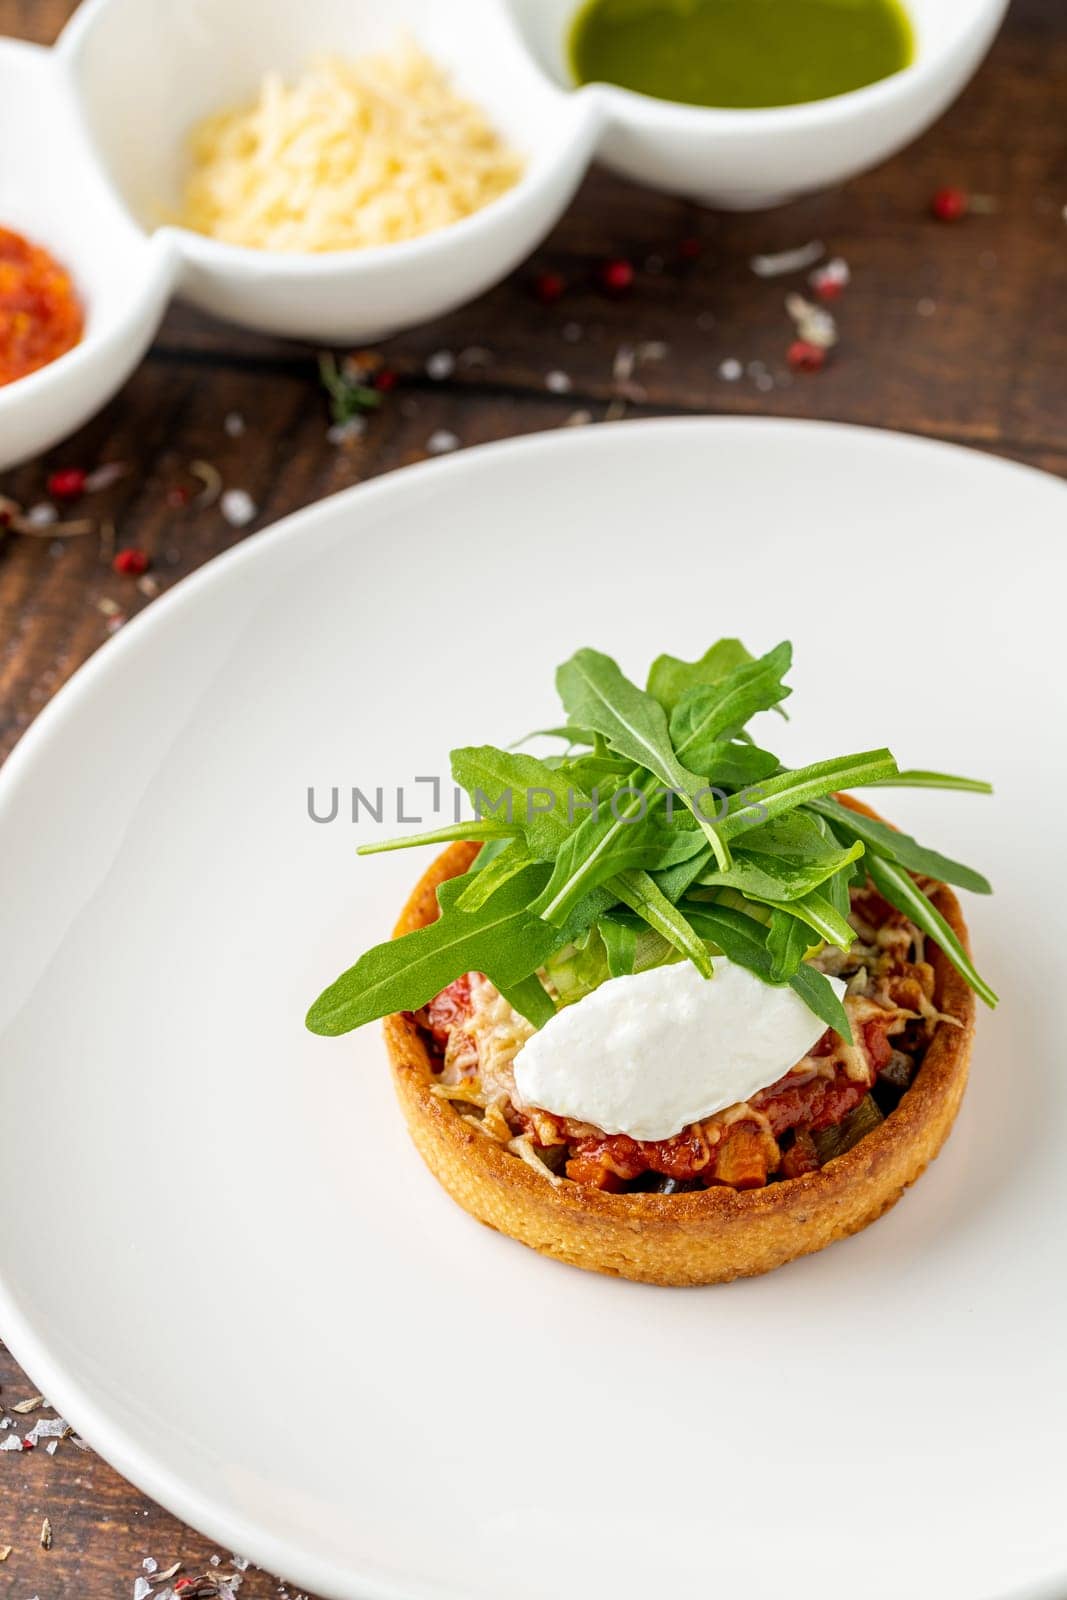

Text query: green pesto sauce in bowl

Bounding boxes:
[569,0,915,109]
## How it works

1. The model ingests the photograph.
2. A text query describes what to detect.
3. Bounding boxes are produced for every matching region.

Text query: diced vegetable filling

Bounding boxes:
[417,881,953,1192]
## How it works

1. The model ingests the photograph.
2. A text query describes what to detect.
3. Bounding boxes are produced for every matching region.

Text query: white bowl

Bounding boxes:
[57,0,601,343]
[0,38,176,473]
[505,0,1011,209]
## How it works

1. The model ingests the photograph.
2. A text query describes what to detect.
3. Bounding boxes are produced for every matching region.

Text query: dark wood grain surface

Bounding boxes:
[1,0,1064,1593]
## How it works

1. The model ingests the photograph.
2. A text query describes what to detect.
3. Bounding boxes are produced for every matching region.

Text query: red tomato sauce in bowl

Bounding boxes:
[0,226,84,386]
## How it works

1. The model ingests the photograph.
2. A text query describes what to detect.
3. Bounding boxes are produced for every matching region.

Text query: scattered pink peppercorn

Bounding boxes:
[534,270,566,305]
[813,277,844,302]
[112,547,150,577]
[21,1437,35,1450]
[599,257,634,294]
[374,367,398,392]
[787,340,827,374]
[47,467,87,499]
[931,186,968,221]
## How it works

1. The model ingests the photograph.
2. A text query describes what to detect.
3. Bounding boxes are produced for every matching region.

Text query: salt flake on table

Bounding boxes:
[426,430,459,455]
[26,502,57,527]
[751,240,824,278]
[28,1417,68,1442]
[612,344,636,383]
[718,358,742,382]
[810,256,850,295]
[326,417,366,445]
[224,412,245,437]
[0,1434,22,1450]
[426,350,455,380]
[545,370,572,393]
[134,1577,153,1600]
[221,489,257,527]
[785,293,837,349]
[143,1557,158,1574]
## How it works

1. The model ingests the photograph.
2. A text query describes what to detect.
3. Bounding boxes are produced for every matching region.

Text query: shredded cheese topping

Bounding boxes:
[180,43,524,253]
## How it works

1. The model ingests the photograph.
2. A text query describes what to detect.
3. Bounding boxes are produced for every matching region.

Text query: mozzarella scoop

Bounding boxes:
[513,958,847,1143]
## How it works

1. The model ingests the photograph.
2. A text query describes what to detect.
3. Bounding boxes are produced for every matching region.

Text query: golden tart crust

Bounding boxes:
[384,812,975,1287]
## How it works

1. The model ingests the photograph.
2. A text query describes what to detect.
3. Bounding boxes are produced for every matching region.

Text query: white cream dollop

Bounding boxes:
[512,959,847,1142]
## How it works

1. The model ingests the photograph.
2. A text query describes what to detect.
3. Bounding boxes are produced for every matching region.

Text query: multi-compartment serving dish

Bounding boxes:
[1,0,1009,470]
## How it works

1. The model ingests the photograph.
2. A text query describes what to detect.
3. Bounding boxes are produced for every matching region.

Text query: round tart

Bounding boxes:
[384,822,975,1287]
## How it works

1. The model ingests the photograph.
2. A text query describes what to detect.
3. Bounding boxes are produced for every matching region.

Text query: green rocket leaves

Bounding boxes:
[307,639,995,1036]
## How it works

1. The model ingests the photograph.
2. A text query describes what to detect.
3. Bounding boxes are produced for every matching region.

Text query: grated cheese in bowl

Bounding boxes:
[179,41,524,254]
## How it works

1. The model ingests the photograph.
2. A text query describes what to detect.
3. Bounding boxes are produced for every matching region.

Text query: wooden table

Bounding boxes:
[1,1,1064,1592]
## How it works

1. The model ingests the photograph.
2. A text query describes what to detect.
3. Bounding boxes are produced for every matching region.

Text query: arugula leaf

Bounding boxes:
[511,725,597,749]
[559,753,633,790]
[766,909,820,981]
[612,870,713,976]
[319,353,382,424]
[721,750,899,840]
[600,917,637,978]
[651,844,717,905]
[824,857,859,922]
[357,818,517,856]
[669,642,792,767]
[787,961,854,1042]
[699,741,781,790]
[498,973,557,1028]
[466,835,512,871]
[864,852,998,1009]
[810,796,992,895]
[306,865,569,1035]
[455,839,538,911]
[697,823,864,902]
[741,811,854,863]
[531,773,706,925]
[647,638,755,713]
[749,887,855,951]
[451,746,578,858]
[862,769,993,794]
[556,647,731,868]
[683,903,853,1042]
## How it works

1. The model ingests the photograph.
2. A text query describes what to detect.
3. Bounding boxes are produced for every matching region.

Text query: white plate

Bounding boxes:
[0,419,1064,1600]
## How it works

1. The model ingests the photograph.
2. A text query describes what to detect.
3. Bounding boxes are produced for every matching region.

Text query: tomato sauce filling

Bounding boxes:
[418,885,943,1193]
